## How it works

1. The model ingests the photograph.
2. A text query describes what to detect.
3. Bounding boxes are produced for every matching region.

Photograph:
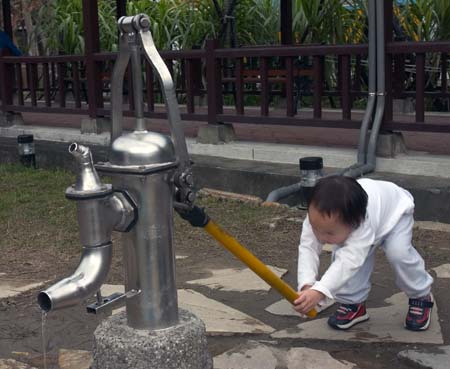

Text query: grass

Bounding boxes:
[0,164,296,257]
[0,164,78,253]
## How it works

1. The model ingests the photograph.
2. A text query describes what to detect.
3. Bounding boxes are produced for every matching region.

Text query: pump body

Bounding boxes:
[38,14,194,331]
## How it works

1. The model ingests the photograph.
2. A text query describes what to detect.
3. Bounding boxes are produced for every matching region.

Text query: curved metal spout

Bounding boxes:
[37,243,112,312]
[68,143,109,194]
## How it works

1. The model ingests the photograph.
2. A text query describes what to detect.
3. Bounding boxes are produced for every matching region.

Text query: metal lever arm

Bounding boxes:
[138,24,190,171]
[110,14,190,172]
[110,31,131,143]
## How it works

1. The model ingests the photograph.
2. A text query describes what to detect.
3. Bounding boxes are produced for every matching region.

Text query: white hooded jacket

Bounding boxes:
[297,178,415,299]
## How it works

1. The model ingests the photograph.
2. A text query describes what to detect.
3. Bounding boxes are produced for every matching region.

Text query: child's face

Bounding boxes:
[308,205,353,245]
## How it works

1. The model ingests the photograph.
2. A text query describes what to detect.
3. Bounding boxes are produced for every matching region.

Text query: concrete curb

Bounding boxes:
[1,127,450,223]
[2,125,450,178]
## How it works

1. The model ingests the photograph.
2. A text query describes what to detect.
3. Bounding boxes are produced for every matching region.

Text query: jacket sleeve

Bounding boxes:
[0,32,21,56]
[297,216,323,291]
[311,219,375,299]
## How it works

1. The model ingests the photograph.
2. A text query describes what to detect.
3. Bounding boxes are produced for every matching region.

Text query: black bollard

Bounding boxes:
[17,134,36,168]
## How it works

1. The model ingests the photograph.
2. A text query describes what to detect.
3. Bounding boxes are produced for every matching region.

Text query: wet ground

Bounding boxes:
[0,193,449,368]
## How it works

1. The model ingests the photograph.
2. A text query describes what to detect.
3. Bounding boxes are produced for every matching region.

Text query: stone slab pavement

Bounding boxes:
[0,359,37,369]
[186,266,287,292]
[0,279,46,299]
[272,292,443,344]
[432,264,450,278]
[214,342,357,369]
[1,256,449,369]
[100,284,274,336]
[398,345,450,369]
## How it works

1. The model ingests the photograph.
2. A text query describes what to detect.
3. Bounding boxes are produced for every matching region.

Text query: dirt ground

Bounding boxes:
[1,187,450,368]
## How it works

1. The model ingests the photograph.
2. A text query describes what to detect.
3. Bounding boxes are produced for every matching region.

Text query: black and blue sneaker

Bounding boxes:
[328,302,369,330]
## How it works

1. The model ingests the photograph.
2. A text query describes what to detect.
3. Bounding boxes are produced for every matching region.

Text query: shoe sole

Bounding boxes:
[329,313,370,330]
[405,295,433,331]
[405,315,431,331]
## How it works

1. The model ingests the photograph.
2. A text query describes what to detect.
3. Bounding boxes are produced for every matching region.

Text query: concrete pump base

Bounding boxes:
[92,309,212,369]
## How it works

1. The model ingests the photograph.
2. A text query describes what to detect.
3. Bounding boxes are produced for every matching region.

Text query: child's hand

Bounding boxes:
[294,289,325,315]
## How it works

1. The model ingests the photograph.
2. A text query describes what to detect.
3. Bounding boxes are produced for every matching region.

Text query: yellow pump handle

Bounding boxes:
[204,219,317,319]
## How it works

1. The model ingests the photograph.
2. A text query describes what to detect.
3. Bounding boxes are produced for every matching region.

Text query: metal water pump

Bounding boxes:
[37,14,195,330]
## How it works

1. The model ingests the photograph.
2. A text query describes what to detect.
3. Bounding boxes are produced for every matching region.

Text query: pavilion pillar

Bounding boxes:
[1,0,13,38]
[116,0,127,19]
[81,0,108,134]
[280,0,292,45]
[383,0,393,124]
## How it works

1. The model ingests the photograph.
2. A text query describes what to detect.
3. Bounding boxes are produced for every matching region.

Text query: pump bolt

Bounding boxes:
[139,17,150,29]
[183,173,194,186]
[186,191,196,203]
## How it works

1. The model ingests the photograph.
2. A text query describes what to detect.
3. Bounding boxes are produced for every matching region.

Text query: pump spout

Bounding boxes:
[37,142,137,313]
[68,143,109,194]
[37,244,112,312]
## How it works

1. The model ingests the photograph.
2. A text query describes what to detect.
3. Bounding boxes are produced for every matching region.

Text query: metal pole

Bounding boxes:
[130,43,146,131]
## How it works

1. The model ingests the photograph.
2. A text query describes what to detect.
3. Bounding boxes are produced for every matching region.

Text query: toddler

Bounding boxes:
[293,176,433,331]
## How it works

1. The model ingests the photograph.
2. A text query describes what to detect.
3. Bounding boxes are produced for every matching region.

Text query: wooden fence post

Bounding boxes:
[206,39,223,125]
[0,49,14,111]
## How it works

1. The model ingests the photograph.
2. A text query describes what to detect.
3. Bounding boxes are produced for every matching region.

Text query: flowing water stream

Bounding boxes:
[41,312,48,369]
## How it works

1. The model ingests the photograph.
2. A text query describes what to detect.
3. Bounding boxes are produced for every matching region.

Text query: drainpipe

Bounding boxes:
[266,0,385,202]
[340,0,378,175]
[341,0,386,177]
[266,182,302,203]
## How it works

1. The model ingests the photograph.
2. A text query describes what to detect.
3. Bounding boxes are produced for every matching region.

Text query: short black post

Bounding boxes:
[17,134,36,168]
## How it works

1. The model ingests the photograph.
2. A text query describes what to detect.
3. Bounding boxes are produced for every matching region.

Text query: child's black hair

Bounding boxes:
[308,175,368,228]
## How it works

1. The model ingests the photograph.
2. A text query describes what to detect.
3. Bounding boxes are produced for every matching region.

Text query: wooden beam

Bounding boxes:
[82,0,103,117]
[280,0,292,45]
[384,0,393,123]
[2,0,13,38]
[116,0,126,20]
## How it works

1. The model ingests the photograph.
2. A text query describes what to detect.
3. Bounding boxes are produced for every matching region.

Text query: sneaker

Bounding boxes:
[405,295,434,331]
[328,302,369,330]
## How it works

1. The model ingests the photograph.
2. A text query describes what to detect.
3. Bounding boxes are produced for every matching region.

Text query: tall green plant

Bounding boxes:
[125,0,218,50]
[292,0,366,45]
[36,0,84,55]
[234,0,279,45]
[28,0,450,56]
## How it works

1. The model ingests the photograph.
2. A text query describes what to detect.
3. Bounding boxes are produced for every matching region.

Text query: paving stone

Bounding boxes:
[0,279,45,299]
[0,359,37,369]
[58,349,92,369]
[101,285,274,335]
[432,264,450,278]
[398,345,450,369]
[414,221,450,233]
[179,289,274,335]
[186,266,287,292]
[265,298,335,317]
[213,342,357,369]
[271,293,443,344]
[214,343,278,369]
[100,284,125,297]
[265,299,298,317]
[286,347,356,369]
[286,217,303,223]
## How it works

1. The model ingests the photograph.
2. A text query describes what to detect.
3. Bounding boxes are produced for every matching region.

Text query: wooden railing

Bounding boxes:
[1,40,450,133]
